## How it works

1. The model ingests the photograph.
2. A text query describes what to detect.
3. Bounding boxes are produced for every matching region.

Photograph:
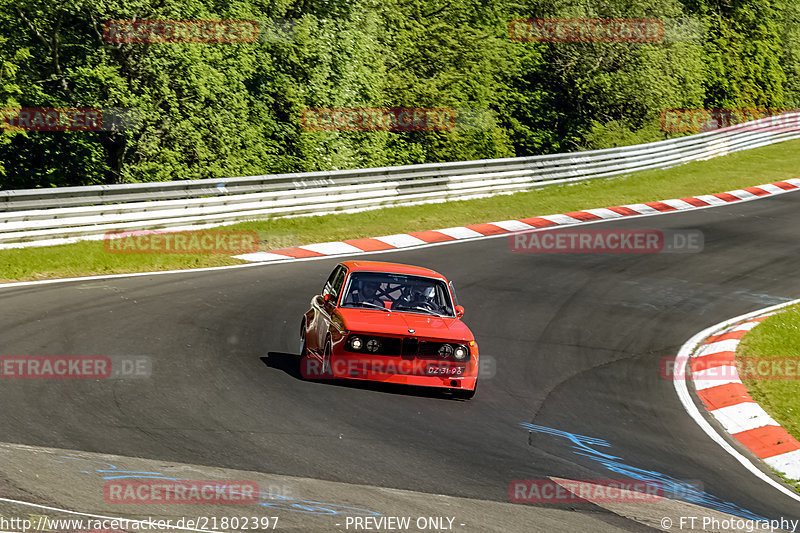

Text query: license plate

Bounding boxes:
[426,365,464,376]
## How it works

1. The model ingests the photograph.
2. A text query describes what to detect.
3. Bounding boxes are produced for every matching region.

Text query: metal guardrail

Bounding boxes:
[2,114,799,248]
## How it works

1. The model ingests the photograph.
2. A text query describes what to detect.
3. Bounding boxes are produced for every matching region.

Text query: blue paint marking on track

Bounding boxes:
[54,456,176,480]
[521,423,772,523]
[53,455,381,516]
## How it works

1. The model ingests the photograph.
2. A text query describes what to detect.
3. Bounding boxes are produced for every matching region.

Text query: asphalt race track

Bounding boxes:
[2,191,800,532]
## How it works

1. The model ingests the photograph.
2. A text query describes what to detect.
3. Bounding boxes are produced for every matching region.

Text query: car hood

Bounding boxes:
[336,308,473,341]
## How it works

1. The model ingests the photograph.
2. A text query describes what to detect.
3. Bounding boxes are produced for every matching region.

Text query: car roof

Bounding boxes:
[339,261,447,281]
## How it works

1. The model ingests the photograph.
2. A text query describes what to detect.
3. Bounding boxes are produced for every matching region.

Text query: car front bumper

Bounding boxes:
[303,352,478,390]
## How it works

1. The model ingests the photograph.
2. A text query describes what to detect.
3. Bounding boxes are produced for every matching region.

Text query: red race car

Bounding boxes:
[300,261,479,399]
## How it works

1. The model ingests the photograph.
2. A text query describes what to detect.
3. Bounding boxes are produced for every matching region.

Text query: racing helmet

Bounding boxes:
[410,285,436,302]
[359,279,380,296]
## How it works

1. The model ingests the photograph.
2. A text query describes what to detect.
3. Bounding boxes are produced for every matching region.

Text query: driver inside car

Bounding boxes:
[399,285,437,310]
[358,280,384,307]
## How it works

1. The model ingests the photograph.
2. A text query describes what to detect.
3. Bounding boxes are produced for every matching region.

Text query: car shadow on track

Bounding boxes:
[262,352,466,400]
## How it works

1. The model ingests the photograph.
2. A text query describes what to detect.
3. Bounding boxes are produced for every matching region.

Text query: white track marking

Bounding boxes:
[537,214,583,225]
[710,402,778,434]
[435,227,486,239]
[658,199,697,210]
[231,251,294,261]
[373,234,427,248]
[619,203,662,215]
[757,184,787,194]
[730,321,763,332]
[766,451,800,479]
[299,242,363,255]
[581,208,625,219]
[0,497,215,533]
[0,182,797,287]
[692,370,742,391]
[490,220,535,232]
[727,190,759,200]
[673,299,800,504]
[693,195,730,205]
[0,182,795,524]
[696,339,742,354]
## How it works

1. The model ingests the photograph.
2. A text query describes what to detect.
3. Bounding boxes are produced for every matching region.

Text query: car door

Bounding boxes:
[311,264,347,354]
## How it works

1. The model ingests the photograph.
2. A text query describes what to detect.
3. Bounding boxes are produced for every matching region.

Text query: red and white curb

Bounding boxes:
[233,178,800,262]
[690,312,800,480]
[674,300,800,505]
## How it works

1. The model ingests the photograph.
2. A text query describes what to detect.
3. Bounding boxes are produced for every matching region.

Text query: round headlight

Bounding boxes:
[453,346,467,360]
[438,344,454,358]
[350,336,363,350]
[366,338,382,353]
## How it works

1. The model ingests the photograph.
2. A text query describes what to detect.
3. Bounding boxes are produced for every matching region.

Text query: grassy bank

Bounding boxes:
[736,305,800,443]
[2,138,800,282]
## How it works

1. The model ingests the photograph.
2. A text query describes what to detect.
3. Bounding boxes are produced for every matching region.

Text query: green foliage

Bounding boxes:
[781,0,800,107]
[509,0,707,152]
[0,36,32,176]
[0,0,797,188]
[699,0,787,107]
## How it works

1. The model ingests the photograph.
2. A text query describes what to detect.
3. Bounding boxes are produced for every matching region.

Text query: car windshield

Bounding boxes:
[340,272,455,317]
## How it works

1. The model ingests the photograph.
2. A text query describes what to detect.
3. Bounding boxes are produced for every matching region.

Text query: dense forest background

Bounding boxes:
[0,0,797,188]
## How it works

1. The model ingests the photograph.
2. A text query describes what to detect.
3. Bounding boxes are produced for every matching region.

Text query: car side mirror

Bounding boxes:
[455,305,465,318]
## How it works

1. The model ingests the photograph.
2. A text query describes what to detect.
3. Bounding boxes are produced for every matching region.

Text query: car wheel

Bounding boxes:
[452,380,477,400]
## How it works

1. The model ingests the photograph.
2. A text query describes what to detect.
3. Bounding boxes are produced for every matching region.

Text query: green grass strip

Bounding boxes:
[736,305,800,489]
[2,138,800,282]
[736,305,800,441]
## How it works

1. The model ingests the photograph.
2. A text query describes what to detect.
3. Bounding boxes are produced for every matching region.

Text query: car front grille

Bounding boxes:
[401,337,419,357]
[344,334,468,362]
